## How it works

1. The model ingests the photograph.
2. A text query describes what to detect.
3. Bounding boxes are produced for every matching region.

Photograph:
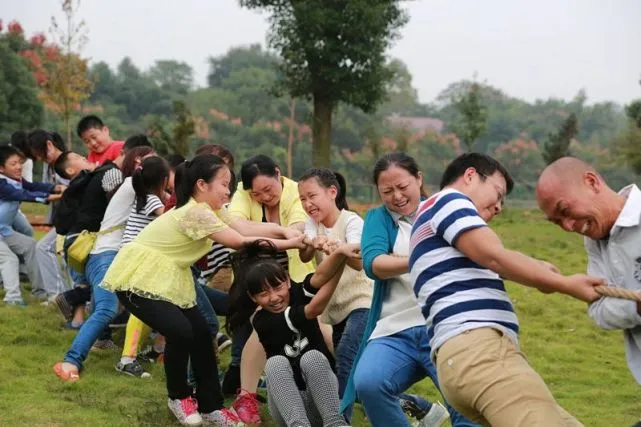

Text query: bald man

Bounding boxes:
[537,157,641,388]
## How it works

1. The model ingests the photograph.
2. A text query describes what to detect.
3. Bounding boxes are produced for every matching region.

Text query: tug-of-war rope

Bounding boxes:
[595,285,641,302]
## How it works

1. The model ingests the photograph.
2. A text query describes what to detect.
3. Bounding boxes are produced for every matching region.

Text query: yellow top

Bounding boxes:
[102,198,232,308]
[229,175,314,282]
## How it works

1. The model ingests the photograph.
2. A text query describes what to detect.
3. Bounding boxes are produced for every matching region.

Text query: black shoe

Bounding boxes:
[216,334,232,352]
[138,346,163,364]
[222,365,241,397]
[116,359,151,378]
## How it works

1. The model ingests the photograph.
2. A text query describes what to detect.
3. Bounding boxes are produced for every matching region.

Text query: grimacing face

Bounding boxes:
[376,166,422,217]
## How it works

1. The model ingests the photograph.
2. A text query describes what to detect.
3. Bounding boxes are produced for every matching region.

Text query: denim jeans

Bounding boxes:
[332,308,369,398]
[201,285,229,316]
[64,251,119,369]
[195,282,219,337]
[353,325,478,427]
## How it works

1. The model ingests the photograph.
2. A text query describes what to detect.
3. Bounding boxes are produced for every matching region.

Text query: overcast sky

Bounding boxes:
[3,0,640,105]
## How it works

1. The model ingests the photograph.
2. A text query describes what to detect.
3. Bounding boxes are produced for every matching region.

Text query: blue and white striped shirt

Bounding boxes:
[409,189,519,359]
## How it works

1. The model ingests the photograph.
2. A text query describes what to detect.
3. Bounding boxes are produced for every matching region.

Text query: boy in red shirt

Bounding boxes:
[77,115,124,166]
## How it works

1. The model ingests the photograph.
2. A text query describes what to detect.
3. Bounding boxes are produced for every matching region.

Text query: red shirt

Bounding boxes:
[88,141,124,166]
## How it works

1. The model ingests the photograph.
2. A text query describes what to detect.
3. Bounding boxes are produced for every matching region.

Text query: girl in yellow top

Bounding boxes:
[102,154,304,427]
[224,154,316,423]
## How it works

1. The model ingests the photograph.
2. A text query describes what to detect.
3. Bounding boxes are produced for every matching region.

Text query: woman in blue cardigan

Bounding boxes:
[342,152,477,427]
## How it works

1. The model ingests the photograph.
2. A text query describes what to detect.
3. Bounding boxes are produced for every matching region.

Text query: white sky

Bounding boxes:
[3,0,640,105]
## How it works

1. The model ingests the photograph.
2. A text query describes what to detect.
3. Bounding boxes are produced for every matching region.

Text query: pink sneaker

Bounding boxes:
[232,390,261,424]
[201,407,243,426]
[167,396,202,426]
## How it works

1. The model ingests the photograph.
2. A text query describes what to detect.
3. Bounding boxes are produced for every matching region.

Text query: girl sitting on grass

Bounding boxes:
[102,154,304,426]
[227,239,359,427]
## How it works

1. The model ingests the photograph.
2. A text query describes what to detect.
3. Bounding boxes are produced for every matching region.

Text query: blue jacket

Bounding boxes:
[341,205,399,412]
[0,175,54,236]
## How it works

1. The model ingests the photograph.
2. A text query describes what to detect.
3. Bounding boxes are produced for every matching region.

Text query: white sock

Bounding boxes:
[120,356,135,365]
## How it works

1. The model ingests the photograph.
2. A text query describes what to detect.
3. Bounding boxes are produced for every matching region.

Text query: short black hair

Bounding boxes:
[123,134,153,152]
[440,152,514,194]
[164,153,186,170]
[0,145,24,167]
[53,151,74,179]
[77,115,105,137]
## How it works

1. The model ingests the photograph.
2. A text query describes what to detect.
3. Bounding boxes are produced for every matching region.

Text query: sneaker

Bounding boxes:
[53,293,74,322]
[167,396,203,426]
[201,407,242,426]
[5,300,27,307]
[91,339,120,352]
[115,359,151,378]
[216,334,232,353]
[233,389,261,424]
[138,345,163,363]
[417,401,449,427]
[109,310,130,328]
[400,394,430,419]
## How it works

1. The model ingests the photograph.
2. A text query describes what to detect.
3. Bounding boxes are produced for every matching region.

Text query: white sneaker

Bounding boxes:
[418,401,449,427]
[168,396,203,426]
[201,407,243,426]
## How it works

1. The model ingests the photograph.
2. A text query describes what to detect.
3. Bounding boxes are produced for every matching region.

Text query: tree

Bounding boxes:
[207,44,280,88]
[542,113,578,165]
[0,36,43,140]
[148,60,194,94]
[286,97,296,177]
[239,0,409,167]
[148,100,195,156]
[449,81,488,152]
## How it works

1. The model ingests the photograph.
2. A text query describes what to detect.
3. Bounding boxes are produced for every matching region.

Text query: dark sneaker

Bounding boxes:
[216,334,232,352]
[53,293,74,322]
[400,393,430,419]
[91,339,120,352]
[115,359,151,378]
[138,345,163,364]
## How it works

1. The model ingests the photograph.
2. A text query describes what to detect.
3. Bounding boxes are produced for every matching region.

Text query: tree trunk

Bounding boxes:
[65,113,72,150]
[312,93,332,168]
[287,97,297,177]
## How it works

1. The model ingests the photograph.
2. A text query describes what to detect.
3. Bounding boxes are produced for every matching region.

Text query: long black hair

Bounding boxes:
[132,157,169,213]
[240,154,279,191]
[227,239,289,335]
[27,130,66,161]
[174,154,228,208]
[299,168,349,211]
[373,151,427,197]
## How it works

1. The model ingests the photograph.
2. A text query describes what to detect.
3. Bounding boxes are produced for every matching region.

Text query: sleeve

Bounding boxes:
[214,205,235,226]
[22,179,55,194]
[228,185,252,220]
[586,239,641,330]
[106,141,124,161]
[22,159,33,182]
[361,208,391,280]
[430,193,486,245]
[344,214,364,244]
[304,218,317,239]
[101,168,123,194]
[143,195,164,216]
[286,276,318,328]
[285,192,309,225]
[0,180,50,203]
[178,203,229,240]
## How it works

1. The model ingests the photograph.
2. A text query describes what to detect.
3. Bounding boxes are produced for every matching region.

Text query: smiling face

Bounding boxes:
[80,126,111,154]
[249,278,291,313]
[537,171,612,240]
[465,169,508,223]
[196,166,232,210]
[298,178,338,223]
[376,165,423,217]
[249,174,283,208]
[0,154,24,181]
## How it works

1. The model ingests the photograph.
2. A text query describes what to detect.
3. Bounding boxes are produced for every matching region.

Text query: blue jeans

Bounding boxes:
[195,282,219,337]
[333,308,369,398]
[64,251,119,369]
[353,325,478,427]
[201,285,229,316]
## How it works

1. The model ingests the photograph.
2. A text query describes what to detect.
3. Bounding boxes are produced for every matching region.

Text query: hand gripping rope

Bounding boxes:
[595,285,641,302]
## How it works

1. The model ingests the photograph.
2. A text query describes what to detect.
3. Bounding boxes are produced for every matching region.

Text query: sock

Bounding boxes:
[120,356,135,365]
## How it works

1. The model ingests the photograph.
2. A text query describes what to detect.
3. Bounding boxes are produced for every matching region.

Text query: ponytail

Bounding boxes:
[131,157,170,213]
[298,168,349,211]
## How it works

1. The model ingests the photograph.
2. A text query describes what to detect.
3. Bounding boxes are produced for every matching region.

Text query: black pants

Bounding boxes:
[117,291,223,412]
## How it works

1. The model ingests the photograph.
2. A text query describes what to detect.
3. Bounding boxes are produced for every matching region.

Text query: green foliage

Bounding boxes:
[148,60,194,94]
[625,99,641,129]
[0,39,43,140]
[239,0,409,167]
[542,113,578,165]
[148,100,195,156]
[449,81,488,151]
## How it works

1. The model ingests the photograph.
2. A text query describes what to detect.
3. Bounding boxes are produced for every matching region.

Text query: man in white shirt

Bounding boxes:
[537,157,641,392]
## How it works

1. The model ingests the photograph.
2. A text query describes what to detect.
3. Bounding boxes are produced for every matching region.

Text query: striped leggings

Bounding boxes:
[265,350,347,427]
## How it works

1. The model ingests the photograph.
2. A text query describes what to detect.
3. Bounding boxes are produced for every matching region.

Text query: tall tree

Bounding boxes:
[148,60,194,94]
[239,0,409,167]
[542,113,578,165]
[449,81,488,152]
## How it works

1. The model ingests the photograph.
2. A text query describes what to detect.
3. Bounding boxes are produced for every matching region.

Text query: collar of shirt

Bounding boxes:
[611,184,641,233]
[0,173,22,188]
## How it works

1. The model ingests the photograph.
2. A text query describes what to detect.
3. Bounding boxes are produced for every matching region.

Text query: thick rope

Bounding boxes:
[595,285,641,302]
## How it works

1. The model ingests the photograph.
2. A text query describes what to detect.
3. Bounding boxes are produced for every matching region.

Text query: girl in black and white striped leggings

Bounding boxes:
[227,240,360,427]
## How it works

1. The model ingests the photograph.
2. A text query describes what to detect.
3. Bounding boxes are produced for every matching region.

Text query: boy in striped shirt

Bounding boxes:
[409,153,604,427]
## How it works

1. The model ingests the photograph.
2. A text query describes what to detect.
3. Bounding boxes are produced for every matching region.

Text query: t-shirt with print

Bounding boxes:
[304,210,363,245]
[409,188,519,360]
[121,194,164,246]
[251,274,334,390]
[88,141,124,166]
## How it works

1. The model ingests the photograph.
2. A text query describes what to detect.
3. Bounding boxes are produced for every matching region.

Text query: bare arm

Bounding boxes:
[455,227,603,302]
[299,236,316,263]
[209,228,305,252]
[229,219,294,239]
[372,254,409,280]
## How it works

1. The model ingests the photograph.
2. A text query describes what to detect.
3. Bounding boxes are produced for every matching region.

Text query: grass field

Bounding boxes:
[0,207,639,426]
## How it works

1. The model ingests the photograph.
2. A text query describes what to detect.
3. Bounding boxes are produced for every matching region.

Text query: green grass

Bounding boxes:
[0,208,639,426]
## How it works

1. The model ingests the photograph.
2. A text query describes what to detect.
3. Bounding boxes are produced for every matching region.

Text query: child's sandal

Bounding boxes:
[53,362,80,382]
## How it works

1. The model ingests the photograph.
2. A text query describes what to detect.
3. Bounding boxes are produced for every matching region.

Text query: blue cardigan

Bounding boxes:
[341,205,399,412]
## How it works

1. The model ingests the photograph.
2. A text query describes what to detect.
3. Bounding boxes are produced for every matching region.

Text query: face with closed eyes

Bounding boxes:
[376,165,423,217]
[249,173,283,208]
